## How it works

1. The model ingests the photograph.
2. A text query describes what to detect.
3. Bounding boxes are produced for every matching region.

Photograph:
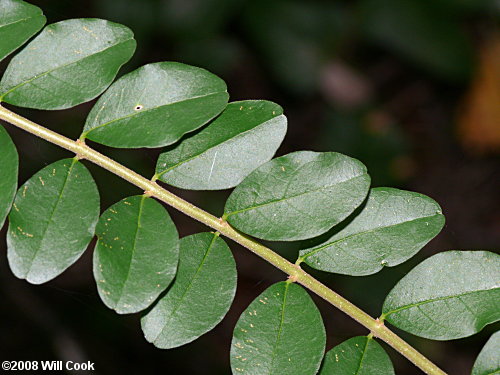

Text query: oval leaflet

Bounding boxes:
[0,18,136,109]
[83,62,229,148]
[94,195,179,314]
[141,232,237,349]
[383,250,500,340]
[7,158,100,284]
[224,151,371,241]
[299,187,445,276]
[231,281,326,375]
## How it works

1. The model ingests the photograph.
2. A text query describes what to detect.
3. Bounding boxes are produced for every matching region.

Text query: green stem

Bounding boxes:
[0,104,446,375]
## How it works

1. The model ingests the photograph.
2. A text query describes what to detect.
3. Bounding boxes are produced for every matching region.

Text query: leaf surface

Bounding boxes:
[7,158,100,284]
[141,232,236,349]
[231,281,325,375]
[225,151,370,241]
[0,18,136,110]
[0,125,18,227]
[383,251,500,340]
[0,0,46,62]
[94,195,179,314]
[156,100,287,190]
[83,62,228,148]
[472,331,500,375]
[320,336,395,375]
[299,187,445,275]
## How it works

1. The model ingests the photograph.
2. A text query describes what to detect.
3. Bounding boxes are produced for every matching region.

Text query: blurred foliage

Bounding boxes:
[2,0,500,374]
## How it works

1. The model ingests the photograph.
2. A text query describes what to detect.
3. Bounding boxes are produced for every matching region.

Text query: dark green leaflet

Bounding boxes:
[383,251,500,340]
[225,151,370,241]
[94,195,179,314]
[7,158,100,284]
[0,125,18,227]
[83,62,229,148]
[0,0,46,62]
[141,233,237,349]
[0,18,136,109]
[231,281,325,375]
[155,100,287,190]
[320,336,395,375]
[299,187,445,276]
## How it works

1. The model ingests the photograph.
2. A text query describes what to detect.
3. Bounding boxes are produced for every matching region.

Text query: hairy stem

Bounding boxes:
[0,104,446,375]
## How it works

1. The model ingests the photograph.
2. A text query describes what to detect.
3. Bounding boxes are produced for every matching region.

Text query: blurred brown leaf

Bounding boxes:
[458,35,500,154]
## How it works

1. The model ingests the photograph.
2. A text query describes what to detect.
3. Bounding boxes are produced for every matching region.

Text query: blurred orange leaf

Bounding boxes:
[458,35,500,154]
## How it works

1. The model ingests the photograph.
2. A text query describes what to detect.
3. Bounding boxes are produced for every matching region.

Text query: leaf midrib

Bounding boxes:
[84,91,227,138]
[0,35,133,100]
[153,234,218,343]
[384,287,499,316]
[354,337,371,374]
[301,214,441,260]
[269,282,290,374]
[26,158,77,278]
[226,173,367,217]
[114,195,146,310]
[0,13,39,29]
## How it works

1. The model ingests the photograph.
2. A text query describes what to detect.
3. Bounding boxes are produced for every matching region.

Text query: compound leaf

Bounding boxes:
[141,232,236,349]
[320,336,395,375]
[231,281,325,375]
[0,0,46,62]
[82,62,229,148]
[94,195,179,314]
[383,251,500,340]
[0,125,18,227]
[224,151,370,241]
[299,187,445,276]
[472,331,500,375]
[155,100,287,190]
[0,18,136,110]
[7,158,100,284]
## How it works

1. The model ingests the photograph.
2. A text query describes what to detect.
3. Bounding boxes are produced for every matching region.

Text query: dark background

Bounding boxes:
[1,0,499,374]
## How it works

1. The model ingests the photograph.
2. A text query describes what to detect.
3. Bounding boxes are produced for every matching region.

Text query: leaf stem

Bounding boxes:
[0,104,447,375]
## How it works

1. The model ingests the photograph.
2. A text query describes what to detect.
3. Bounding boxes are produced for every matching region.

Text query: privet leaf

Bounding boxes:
[82,62,229,148]
[93,195,179,314]
[0,18,136,110]
[0,125,18,227]
[383,251,500,340]
[224,151,370,241]
[7,158,100,284]
[472,331,500,375]
[0,0,46,62]
[155,100,287,190]
[320,336,395,375]
[141,232,236,349]
[231,281,326,375]
[299,187,445,276]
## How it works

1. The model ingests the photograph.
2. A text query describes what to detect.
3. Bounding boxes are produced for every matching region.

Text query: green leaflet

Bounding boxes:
[320,336,395,375]
[231,281,326,375]
[0,125,18,227]
[82,62,229,148]
[472,331,500,375]
[0,0,46,62]
[382,251,500,340]
[141,232,236,349]
[0,18,136,110]
[224,151,370,241]
[155,100,287,190]
[7,158,100,284]
[94,195,179,314]
[299,187,445,276]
